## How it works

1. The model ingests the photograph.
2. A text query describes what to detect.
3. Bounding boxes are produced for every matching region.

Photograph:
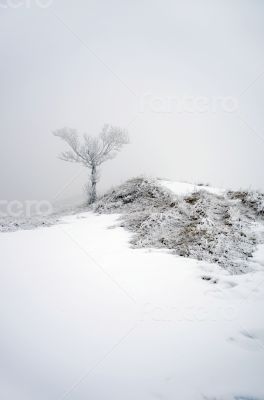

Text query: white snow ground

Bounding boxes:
[159,179,226,196]
[1,188,264,399]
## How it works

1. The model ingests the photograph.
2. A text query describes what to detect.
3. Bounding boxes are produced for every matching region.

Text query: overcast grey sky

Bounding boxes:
[0,0,264,204]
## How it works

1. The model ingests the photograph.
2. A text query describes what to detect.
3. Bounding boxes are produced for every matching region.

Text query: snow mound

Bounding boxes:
[159,179,225,196]
[94,177,264,273]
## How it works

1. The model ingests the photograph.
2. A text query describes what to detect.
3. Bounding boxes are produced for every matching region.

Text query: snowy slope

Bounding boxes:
[1,210,264,400]
[159,179,226,196]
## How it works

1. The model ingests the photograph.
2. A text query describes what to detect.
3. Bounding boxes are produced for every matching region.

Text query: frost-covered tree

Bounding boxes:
[53,125,129,203]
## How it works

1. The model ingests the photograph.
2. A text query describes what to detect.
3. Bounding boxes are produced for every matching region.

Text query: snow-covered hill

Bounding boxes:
[94,178,264,273]
[1,179,264,400]
[160,179,226,196]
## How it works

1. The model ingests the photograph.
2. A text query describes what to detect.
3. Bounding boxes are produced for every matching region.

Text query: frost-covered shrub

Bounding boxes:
[93,177,173,213]
[228,190,264,217]
[0,203,87,233]
[0,215,58,233]
[94,178,262,273]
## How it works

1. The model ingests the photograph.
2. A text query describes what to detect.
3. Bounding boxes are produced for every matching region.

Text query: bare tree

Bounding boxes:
[53,125,129,203]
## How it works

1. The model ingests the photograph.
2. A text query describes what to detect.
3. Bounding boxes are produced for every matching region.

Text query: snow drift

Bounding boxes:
[94,177,264,273]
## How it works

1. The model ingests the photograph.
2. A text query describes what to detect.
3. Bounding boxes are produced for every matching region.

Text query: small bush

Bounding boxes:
[228,190,264,216]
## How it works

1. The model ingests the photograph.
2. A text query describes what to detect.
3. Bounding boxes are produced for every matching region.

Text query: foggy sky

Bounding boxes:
[1,0,264,205]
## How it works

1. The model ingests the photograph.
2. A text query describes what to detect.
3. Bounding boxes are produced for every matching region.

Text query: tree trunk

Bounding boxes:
[90,165,97,204]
